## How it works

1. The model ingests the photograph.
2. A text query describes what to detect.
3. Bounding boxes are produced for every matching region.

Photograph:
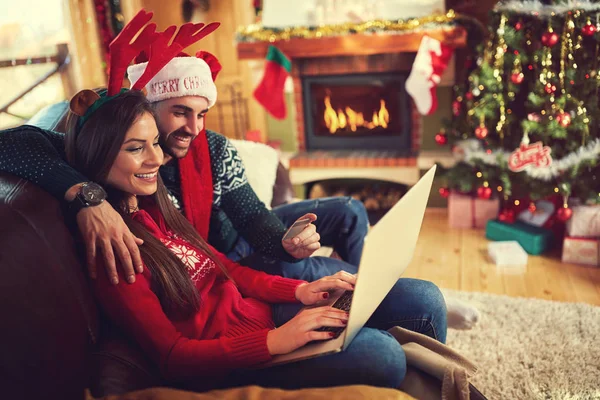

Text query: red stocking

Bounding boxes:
[253,46,291,120]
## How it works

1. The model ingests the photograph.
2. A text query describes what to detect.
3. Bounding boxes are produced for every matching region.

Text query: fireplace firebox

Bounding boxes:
[302,73,412,152]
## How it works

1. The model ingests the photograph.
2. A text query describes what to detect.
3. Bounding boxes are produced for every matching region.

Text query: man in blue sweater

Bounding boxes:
[0,51,369,288]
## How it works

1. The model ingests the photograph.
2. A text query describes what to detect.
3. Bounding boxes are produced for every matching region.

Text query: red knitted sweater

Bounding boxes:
[92,205,306,381]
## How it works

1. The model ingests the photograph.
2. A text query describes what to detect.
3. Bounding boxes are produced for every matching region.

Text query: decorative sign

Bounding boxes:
[508,141,553,172]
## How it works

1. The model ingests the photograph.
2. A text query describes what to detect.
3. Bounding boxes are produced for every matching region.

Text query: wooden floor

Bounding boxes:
[404,208,600,306]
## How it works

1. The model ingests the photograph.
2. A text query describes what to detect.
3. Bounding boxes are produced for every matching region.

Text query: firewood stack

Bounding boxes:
[308,181,405,212]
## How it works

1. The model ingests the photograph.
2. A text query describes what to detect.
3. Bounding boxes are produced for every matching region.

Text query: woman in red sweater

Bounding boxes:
[65,89,407,390]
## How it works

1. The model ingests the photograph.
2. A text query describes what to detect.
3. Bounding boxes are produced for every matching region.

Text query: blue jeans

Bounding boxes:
[226,278,447,389]
[228,197,369,272]
[225,197,447,388]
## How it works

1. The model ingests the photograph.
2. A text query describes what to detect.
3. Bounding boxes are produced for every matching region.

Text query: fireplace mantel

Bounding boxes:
[236,27,466,60]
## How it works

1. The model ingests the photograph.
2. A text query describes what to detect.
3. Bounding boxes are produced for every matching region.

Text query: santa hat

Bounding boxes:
[69,11,221,122]
[127,51,221,107]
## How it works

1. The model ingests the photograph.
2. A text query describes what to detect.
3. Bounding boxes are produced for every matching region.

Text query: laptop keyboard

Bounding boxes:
[315,290,354,339]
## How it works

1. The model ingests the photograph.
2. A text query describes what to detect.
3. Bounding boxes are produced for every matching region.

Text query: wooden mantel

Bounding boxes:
[237,27,466,60]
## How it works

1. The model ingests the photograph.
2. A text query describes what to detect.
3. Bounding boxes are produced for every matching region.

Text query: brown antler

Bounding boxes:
[130,22,221,91]
[107,10,159,95]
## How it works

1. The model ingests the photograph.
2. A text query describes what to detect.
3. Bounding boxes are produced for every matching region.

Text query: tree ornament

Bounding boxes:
[582,19,597,36]
[511,72,524,84]
[556,111,571,127]
[515,21,522,31]
[557,205,573,222]
[541,29,559,47]
[435,131,448,145]
[511,56,523,85]
[475,125,488,140]
[528,202,537,213]
[508,132,553,172]
[438,187,450,198]
[498,209,516,223]
[544,83,557,94]
[465,91,474,100]
[477,186,492,200]
[452,100,461,116]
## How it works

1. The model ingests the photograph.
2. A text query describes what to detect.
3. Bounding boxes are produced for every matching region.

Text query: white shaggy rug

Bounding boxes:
[443,289,600,400]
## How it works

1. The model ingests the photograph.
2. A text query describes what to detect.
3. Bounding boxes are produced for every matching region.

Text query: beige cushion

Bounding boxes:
[229,139,279,209]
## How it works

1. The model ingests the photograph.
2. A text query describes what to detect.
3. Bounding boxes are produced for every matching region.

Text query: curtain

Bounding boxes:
[63,0,106,93]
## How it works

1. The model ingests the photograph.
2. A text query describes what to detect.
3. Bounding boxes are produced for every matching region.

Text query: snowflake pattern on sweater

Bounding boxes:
[160,233,216,283]
[210,133,248,207]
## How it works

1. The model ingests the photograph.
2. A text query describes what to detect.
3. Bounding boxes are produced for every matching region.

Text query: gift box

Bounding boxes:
[562,236,600,267]
[566,205,600,238]
[448,193,500,229]
[485,219,553,255]
[488,241,528,274]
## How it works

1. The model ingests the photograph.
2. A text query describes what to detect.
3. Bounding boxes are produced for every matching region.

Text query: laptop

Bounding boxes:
[262,164,437,367]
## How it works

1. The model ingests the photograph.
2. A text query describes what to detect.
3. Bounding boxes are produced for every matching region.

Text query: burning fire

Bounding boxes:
[323,95,390,134]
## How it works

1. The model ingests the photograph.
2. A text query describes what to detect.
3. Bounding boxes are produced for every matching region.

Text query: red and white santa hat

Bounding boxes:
[127,51,221,107]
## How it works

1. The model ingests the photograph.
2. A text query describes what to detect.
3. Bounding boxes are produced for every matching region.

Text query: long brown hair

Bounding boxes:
[65,89,231,320]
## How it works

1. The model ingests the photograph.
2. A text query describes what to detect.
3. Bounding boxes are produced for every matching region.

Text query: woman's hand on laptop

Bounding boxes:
[295,271,356,305]
[266,306,349,355]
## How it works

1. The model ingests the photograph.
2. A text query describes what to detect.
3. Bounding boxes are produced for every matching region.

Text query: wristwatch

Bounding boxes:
[69,182,108,215]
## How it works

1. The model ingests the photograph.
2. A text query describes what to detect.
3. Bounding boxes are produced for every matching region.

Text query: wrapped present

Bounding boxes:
[566,205,600,238]
[485,219,553,255]
[448,193,500,229]
[562,236,600,267]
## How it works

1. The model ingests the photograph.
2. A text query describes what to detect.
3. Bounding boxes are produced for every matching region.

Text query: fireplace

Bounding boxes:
[302,73,412,152]
[291,53,424,156]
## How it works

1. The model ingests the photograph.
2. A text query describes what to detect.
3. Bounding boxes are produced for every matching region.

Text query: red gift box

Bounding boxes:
[448,193,500,229]
[562,236,600,267]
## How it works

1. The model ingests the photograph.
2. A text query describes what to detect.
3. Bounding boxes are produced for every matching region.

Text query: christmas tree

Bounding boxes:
[440,1,600,222]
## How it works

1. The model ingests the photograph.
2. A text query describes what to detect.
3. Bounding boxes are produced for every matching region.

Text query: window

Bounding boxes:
[0,0,70,128]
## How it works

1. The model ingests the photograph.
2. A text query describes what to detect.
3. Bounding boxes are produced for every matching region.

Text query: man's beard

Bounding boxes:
[160,129,195,159]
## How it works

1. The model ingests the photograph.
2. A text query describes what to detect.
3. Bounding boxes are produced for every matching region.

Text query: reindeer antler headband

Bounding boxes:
[70,10,220,126]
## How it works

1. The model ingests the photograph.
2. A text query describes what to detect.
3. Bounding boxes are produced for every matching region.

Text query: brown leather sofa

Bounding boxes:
[0,104,414,400]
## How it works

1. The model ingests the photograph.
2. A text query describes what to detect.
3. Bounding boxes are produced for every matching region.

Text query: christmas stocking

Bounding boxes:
[253,45,291,120]
[406,36,454,115]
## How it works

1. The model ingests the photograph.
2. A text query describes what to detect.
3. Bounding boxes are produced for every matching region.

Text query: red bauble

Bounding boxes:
[435,132,448,145]
[498,209,516,223]
[541,31,559,47]
[582,23,597,36]
[475,126,489,139]
[452,100,461,116]
[528,202,537,213]
[544,83,557,94]
[465,92,474,100]
[477,186,492,200]
[438,187,450,198]
[515,21,523,31]
[556,112,571,127]
[511,72,524,84]
[557,206,573,222]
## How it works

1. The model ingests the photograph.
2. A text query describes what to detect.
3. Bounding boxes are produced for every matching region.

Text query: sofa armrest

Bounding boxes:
[271,161,294,208]
[27,101,69,132]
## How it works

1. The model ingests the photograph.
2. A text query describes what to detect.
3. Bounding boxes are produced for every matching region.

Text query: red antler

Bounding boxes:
[172,22,221,49]
[107,10,159,96]
[130,22,221,91]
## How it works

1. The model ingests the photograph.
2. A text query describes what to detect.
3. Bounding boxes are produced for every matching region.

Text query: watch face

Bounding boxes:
[81,182,107,205]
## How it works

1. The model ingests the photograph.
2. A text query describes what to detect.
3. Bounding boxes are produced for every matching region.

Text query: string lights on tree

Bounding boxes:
[438,1,600,212]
